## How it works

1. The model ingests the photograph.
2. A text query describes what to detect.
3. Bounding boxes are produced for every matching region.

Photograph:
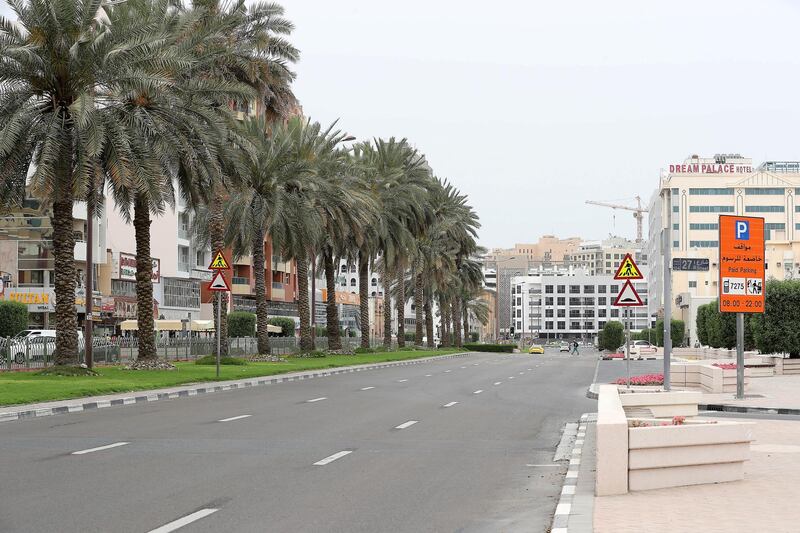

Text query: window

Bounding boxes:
[177,246,190,272]
[584,322,593,330]
[673,223,679,230]
[673,241,679,248]
[545,309,553,318]
[598,321,606,329]
[610,285,619,293]
[598,297,607,305]
[111,279,136,297]
[673,206,679,212]
[584,309,594,318]
[557,309,565,318]
[611,309,619,317]
[614,254,620,260]
[598,308,606,317]
[516,297,522,306]
[557,321,566,330]
[557,297,565,305]
[689,205,734,213]
[557,285,565,293]
[689,240,719,248]
[584,285,595,294]
[350,278,356,286]
[571,321,581,330]
[341,264,347,273]
[570,310,580,318]
[545,285,553,293]
[569,285,580,294]
[689,223,719,230]
[545,321,553,329]
[605,262,611,268]
[745,188,784,195]
[196,250,206,268]
[371,278,377,286]
[689,188,733,195]
[598,285,607,294]
[765,223,785,239]
[689,281,697,288]
[545,297,553,305]
[163,278,200,308]
[569,297,581,306]
[745,205,784,213]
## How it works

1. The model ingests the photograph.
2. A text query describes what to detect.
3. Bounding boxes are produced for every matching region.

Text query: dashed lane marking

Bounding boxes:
[443,402,458,408]
[313,450,353,466]
[360,387,375,391]
[147,509,219,533]
[473,390,483,394]
[395,420,418,430]
[72,442,129,455]
[306,397,327,403]
[218,415,252,422]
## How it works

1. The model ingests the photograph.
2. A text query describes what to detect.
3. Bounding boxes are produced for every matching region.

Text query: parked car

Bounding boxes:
[618,340,657,356]
[528,345,545,354]
[9,329,84,364]
[558,342,571,353]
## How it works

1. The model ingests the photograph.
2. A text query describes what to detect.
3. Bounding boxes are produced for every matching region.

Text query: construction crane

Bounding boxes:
[585,196,649,243]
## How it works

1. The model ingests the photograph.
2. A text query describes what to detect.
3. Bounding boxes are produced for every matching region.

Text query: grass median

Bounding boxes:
[0,348,462,407]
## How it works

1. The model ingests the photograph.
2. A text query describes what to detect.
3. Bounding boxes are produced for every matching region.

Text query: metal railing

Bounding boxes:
[0,335,397,371]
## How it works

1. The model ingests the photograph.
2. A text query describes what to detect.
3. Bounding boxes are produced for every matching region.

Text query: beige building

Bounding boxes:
[571,237,646,276]
[477,288,497,342]
[648,155,800,345]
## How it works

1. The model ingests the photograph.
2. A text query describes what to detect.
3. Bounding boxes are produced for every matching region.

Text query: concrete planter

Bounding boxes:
[628,420,753,491]
[618,390,701,418]
[670,362,751,392]
[596,385,754,496]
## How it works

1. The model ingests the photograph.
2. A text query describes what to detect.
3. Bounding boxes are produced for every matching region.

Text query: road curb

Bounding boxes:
[550,413,593,533]
[0,352,471,424]
[600,356,659,361]
[699,403,800,416]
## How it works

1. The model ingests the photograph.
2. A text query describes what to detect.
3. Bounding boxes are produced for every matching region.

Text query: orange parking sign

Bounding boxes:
[718,215,765,313]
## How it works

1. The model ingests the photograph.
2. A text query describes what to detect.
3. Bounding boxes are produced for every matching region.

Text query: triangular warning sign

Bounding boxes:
[207,271,231,291]
[208,250,230,270]
[613,280,643,307]
[613,253,643,280]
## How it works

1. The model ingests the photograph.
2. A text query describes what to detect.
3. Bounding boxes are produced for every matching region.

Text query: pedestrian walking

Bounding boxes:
[572,341,580,356]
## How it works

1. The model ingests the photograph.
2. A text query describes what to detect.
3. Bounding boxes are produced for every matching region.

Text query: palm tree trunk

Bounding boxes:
[382,264,392,349]
[396,270,406,349]
[358,252,370,349]
[440,297,451,347]
[52,198,79,365]
[133,195,156,360]
[424,285,434,348]
[324,248,342,350]
[209,188,229,356]
[452,294,463,348]
[463,303,470,345]
[297,256,313,352]
[414,269,424,345]
[253,221,270,355]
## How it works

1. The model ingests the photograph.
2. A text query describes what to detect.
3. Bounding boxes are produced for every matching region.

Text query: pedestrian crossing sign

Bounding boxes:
[208,250,230,270]
[613,253,643,280]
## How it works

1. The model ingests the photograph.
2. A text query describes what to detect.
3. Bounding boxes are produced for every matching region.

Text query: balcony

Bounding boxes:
[177,262,191,273]
[232,276,251,295]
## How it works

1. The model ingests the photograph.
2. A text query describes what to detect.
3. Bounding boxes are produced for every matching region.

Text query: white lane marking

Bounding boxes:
[566,470,578,478]
[397,379,408,382]
[527,368,533,371]
[493,381,502,386]
[147,509,219,533]
[72,442,129,455]
[395,420,418,429]
[508,376,515,380]
[313,450,353,466]
[519,372,525,375]
[526,464,562,467]
[443,402,458,408]
[555,503,571,515]
[424,374,433,377]
[562,485,576,495]
[218,415,252,422]
[360,386,375,391]
[306,397,327,403]
[473,363,479,366]
[473,389,483,394]
[444,370,452,373]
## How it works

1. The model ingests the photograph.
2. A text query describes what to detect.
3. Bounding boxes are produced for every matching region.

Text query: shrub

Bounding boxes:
[403,332,416,341]
[0,300,28,337]
[228,312,255,338]
[462,343,514,353]
[469,332,479,342]
[268,316,295,337]
[612,373,664,386]
[195,355,247,365]
[599,321,624,351]
[751,280,800,357]
[354,347,375,354]
[653,318,687,348]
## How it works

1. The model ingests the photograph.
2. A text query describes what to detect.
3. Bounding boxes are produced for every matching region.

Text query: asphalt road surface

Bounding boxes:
[0,350,596,533]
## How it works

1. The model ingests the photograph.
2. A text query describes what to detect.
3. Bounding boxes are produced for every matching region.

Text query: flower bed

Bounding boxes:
[712,362,737,370]
[613,373,664,386]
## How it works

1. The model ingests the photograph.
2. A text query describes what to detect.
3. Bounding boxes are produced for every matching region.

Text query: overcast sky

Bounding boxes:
[5,0,800,248]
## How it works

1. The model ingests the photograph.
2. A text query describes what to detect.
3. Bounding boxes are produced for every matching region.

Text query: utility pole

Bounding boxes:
[662,186,672,391]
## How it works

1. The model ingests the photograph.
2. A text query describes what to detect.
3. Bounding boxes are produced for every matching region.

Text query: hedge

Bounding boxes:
[0,300,27,337]
[268,316,295,337]
[463,343,514,353]
[228,311,255,338]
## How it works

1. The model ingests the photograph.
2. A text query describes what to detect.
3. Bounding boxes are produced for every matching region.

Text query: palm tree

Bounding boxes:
[0,0,200,364]
[184,0,300,356]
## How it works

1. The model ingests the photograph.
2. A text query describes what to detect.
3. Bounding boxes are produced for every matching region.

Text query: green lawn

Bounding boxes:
[0,349,461,407]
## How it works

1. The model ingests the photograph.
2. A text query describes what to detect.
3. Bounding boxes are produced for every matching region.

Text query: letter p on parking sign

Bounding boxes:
[736,220,750,240]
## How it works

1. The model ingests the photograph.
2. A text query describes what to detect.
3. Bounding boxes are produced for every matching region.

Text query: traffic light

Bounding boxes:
[510,326,515,335]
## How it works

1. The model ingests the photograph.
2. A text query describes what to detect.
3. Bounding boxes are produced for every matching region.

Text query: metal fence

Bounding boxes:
[0,335,395,371]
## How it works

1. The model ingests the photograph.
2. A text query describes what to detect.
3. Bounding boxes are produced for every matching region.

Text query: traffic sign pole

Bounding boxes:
[663,188,672,392]
[216,292,221,378]
[736,312,744,399]
[625,308,631,389]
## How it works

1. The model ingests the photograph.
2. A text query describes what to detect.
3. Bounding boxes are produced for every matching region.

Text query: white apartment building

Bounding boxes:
[647,154,800,345]
[511,271,649,343]
[571,237,647,276]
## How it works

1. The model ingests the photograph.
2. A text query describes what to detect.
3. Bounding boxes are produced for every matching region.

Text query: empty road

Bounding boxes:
[0,350,596,532]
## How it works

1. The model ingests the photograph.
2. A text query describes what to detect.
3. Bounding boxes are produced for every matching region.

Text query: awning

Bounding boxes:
[120,319,218,332]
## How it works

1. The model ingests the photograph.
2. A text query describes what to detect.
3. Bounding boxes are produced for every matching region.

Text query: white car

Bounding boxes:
[9,329,83,364]
[558,342,571,353]
[619,340,657,356]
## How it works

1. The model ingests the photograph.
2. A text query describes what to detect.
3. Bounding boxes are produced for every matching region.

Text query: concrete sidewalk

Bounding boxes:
[594,417,800,532]
[0,352,470,423]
